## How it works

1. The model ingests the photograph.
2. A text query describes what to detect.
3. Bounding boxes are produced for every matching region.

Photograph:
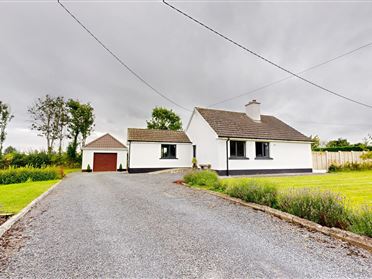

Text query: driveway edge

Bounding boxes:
[187,185,372,252]
[0,180,62,239]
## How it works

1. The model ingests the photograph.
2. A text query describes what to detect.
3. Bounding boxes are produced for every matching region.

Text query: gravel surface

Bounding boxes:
[0,172,371,278]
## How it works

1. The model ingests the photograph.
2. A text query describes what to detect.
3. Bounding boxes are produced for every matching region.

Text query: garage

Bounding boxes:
[82,133,128,172]
[93,153,117,172]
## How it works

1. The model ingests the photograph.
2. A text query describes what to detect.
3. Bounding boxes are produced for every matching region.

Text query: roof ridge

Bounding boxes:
[84,133,126,148]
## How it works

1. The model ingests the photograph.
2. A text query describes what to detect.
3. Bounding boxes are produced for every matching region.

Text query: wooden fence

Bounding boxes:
[312,151,366,170]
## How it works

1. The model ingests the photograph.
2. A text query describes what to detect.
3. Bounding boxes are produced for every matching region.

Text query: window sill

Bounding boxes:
[160,157,178,160]
[255,157,273,160]
[229,157,249,160]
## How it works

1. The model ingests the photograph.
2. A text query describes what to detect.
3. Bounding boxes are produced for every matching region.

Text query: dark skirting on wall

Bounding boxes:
[128,168,173,174]
[216,168,313,176]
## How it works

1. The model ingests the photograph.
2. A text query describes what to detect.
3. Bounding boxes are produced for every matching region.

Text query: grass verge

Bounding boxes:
[0,180,58,214]
[184,170,372,237]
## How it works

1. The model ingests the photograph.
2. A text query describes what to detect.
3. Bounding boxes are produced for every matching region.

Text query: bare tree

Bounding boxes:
[52,97,69,154]
[28,95,61,153]
[0,101,14,156]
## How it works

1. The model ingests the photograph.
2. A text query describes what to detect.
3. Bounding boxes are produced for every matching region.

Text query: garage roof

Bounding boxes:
[84,133,127,149]
[127,128,191,143]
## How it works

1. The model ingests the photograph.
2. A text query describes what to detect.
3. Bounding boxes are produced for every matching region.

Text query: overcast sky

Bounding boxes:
[1,0,371,151]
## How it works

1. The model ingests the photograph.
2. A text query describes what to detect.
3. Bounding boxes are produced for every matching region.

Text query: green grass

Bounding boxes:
[0,180,58,214]
[63,168,81,175]
[221,171,372,209]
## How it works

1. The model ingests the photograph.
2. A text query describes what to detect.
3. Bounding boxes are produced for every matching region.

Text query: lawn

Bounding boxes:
[0,180,58,214]
[221,171,372,209]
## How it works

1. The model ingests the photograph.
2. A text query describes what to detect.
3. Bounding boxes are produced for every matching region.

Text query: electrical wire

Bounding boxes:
[58,0,192,112]
[163,0,372,110]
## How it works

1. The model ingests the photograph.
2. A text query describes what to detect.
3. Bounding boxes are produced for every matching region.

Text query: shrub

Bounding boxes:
[0,166,63,185]
[183,170,219,187]
[278,188,349,229]
[360,151,372,161]
[328,161,372,172]
[225,180,278,207]
[86,164,92,172]
[348,207,372,237]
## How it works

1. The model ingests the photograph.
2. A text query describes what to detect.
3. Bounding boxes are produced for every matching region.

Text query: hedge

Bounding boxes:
[0,166,64,185]
[313,146,372,152]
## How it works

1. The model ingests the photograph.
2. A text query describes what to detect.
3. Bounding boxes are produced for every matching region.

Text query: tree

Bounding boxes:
[4,146,16,155]
[146,107,182,131]
[326,138,350,148]
[66,99,95,159]
[52,97,69,155]
[309,135,320,150]
[28,95,63,153]
[0,101,14,156]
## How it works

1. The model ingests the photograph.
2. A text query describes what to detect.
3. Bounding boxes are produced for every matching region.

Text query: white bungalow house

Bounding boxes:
[185,100,312,175]
[83,100,312,174]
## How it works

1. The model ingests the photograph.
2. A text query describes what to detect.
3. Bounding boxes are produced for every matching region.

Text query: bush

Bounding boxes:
[183,170,219,187]
[328,161,372,172]
[0,166,63,185]
[224,180,278,207]
[313,146,372,152]
[348,207,372,237]
[278,188,349,229]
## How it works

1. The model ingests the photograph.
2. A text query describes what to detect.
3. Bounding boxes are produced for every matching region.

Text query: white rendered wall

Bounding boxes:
[185,109,220,168]
[216,140,312,171]
[129,142,192,169]
[82,149,128,170]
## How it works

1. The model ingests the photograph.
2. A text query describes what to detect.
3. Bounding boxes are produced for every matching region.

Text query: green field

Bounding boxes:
[222,171,372,209]
[0,180,58,214]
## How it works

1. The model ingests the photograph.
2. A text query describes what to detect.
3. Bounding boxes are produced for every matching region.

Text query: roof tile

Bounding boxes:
[84,133,127,149]
[127,128,191,143]
[196,107,310,142]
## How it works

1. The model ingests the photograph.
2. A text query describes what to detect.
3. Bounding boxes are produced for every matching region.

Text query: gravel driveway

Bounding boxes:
[1,172,371,278]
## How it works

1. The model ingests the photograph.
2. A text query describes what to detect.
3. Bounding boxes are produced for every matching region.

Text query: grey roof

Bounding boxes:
[196,107,311,142]
[127,128,191,143]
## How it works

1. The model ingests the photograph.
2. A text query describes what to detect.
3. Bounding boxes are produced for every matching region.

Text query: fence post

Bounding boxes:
[325,151,329,169]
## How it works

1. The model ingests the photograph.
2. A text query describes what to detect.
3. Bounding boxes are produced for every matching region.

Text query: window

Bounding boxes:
[161,144,177,159]
[230,141,245,158]
[193,145,196,157]
[255,142,270,158]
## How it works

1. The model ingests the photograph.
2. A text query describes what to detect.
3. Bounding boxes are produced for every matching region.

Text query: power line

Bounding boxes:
[162,0,372,110]
[209,41,372,107]
[57,0,192,112]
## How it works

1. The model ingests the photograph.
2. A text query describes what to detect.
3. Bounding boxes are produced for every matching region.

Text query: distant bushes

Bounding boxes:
[0,151,81,169]
[183,170,372,237]
[0,166,63,185]
[328,162,372,172]
[313,146,372,152]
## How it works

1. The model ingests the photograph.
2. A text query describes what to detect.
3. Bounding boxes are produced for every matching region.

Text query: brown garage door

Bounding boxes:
[93,153,117,172]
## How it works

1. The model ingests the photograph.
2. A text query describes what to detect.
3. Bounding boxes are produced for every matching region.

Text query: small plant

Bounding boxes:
[86,164,92,172]
[225,180,278,207]
[192,157,198,169]
[183,170,219,187]
[118,163,124,172]
[278,188,349,229]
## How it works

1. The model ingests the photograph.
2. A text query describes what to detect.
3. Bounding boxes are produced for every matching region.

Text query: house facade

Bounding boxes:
[83,100,312,175]
[127,128,193,173]
[185,101,312,175]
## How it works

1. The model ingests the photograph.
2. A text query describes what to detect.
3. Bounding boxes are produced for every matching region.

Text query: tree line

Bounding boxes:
[0,95,95,165]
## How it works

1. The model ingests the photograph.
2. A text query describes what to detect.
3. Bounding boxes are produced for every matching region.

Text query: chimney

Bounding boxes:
[245,100,261,122]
